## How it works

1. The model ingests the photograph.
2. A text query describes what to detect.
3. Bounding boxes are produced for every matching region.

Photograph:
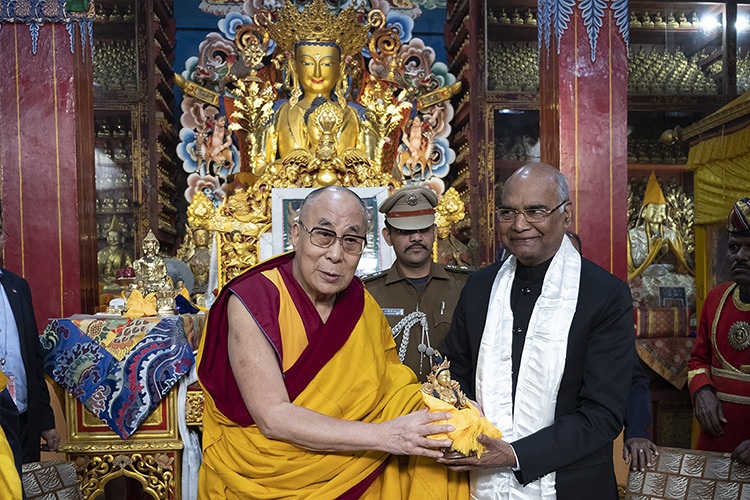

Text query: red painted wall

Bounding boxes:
[0,23,84,330]
[542,10,628,280]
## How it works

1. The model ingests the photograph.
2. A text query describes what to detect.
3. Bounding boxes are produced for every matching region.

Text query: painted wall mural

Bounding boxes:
[538,0,629,61]
[0,0,94,56]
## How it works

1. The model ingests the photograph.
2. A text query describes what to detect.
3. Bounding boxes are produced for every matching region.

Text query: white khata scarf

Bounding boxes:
[472,237,581,499]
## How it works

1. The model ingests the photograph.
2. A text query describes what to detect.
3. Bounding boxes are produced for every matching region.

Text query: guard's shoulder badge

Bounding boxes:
[445,264,474,274]
[361,270,387,283]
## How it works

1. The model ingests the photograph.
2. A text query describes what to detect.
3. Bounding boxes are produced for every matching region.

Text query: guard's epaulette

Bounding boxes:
[444,264,474,274]
[361,270,387,283]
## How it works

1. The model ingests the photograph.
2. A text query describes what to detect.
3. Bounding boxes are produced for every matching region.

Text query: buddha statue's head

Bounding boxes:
[436,368,451,387]
[257,0,379,104]
[639,172,669,228]
[194,228,210,248]
[294,42,341,98]
[142,230,160,256]
[642,202,668,225]
[106,230,122,247]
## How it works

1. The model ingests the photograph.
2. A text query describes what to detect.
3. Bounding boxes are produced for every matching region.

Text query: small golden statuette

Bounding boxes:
[420,353,502,458]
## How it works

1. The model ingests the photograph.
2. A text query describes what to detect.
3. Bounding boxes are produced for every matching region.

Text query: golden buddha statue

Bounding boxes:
[97,216,133,290]
[627,173,693,281]
[187,227,211,294]
[246,0,393,186]
[132,230,174,315]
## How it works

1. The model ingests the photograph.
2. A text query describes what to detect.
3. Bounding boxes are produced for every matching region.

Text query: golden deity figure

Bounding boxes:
[97,216,133,290]
[434,187,471,267]
[231,0,405,189]
[421,357,468,409]
[419,354,503,457]
[187,227,212,295]
[627,173,694,282]
[132,230,174,315]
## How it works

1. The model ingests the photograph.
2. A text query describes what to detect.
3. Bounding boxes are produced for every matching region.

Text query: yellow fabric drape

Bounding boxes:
[0,372,23,500]
[199,287,468,499]
[687,125,750,225]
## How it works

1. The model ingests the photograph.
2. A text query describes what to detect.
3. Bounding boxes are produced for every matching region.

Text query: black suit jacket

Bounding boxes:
[0,268,55,463]
[442,258,635,499]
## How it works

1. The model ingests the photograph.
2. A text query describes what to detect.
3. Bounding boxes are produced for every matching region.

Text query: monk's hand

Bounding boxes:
[693,387,726,436]
[379,409,454,458]
[437,434,516,471]
[732,440,750,464]
[623,437,658,471]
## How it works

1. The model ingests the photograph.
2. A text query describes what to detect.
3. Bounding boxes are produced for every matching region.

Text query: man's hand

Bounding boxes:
[623,437,658,471]
[732,440,750,464]
[40,429,61,452]
[693,387,726,436]
[378,409,454,459]
[437,434,516,471]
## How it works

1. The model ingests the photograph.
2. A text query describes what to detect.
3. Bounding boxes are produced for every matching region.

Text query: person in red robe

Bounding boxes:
[688,197,750,464]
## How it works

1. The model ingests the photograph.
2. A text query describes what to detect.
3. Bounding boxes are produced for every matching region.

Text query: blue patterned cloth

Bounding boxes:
[40,315,197,439]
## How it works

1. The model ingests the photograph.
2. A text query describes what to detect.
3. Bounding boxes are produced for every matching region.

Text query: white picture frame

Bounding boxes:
[270,187,395,276]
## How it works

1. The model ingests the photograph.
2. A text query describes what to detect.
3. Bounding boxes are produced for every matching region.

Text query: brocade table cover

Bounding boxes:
[40,314,203,439]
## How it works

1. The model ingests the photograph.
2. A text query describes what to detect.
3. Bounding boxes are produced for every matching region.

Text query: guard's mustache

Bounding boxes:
[408,243,428,251]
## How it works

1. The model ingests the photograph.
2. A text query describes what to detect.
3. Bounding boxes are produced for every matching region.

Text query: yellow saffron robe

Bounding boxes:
[198,254,467,499]
[0,372,23,499]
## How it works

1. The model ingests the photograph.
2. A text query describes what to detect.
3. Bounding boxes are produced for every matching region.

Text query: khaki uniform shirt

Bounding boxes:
[364,262,471,380]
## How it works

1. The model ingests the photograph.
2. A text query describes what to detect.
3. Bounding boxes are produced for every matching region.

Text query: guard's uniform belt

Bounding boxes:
[712,367,750,405]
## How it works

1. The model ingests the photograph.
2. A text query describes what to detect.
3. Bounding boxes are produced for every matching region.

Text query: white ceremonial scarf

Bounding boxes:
[472,237,581,500]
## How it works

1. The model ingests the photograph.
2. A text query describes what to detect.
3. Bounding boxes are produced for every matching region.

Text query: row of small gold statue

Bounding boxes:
[628,47,718,95]
[93,40,137,91]
[96,119,130,138]
[488,43,717,95]
[739,51,750,93]
[488,8,536,26]
[96,217,133,240]
[96,171,132,189]
[630,10,700,29]
[97,197,132,214]
[487,43,538,93]
[94,3,135,23]
[627,138,688,165]
[157,213,177,235]
[96,141,131,163]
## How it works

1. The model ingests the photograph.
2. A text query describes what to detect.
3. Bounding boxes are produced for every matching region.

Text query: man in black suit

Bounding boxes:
[440,163,634,499]
[0,203,60,463]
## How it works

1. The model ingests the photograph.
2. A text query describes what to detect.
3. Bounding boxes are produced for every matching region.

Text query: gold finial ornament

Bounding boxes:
[255,0,377,60]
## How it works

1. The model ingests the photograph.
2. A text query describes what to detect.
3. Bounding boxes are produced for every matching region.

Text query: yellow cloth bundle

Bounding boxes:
[422,393,503,458]
[124,289,157,318]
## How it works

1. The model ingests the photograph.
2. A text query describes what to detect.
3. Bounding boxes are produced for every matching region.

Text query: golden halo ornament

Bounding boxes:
[728,321,750,351]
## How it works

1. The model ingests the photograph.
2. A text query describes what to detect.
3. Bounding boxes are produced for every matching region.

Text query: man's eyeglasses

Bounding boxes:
[497,200,569,223]
[298,220,367,255]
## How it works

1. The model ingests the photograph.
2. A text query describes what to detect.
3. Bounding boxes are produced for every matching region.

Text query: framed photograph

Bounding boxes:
[271,187,395,276]
[659,286,687,308]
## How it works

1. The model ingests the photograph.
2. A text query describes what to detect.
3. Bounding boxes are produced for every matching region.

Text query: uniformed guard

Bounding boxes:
[364,186,471,380]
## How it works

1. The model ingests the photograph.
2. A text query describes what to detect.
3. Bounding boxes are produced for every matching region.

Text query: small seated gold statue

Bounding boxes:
[421,358,468,409]
[642,11,655,28]
[132,230,174,316]
[420,354,502,457]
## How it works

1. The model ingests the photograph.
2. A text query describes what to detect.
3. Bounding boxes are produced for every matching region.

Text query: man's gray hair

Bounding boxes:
[552,169,570,209]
